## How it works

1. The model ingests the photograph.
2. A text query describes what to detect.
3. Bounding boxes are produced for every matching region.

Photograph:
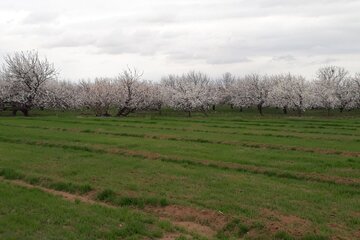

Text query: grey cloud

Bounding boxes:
[272,55,296,62]
[206,56,251,65]
[138,13,178,24]
[95,29,171,55]
[309,58,339,65]
[0,0,359,80]
[23,12,59,25]
[46,35,97,48]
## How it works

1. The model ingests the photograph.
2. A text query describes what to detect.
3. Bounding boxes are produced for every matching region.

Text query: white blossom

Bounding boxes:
[162,71,214,117]
[0,51,57,116]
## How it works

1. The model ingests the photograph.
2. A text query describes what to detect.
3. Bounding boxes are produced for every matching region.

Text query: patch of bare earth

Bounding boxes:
[259,209,358,240]
[147,205,229,238]
[160,232,182,240]
[261,209,314,237]
[328,223,360,240]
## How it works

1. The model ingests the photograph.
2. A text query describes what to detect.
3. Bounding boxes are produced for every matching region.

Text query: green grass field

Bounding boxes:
[0,109,359,239]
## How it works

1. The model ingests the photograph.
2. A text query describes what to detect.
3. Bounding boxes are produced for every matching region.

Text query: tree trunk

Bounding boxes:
[297,107,302,117]
[203,109,208,116]
[230,104,234,109]
[283,106,288,114]
[117,107,128,117]
[239,107,243,112]
[21,109,29,117]
[188,111,191,117]
[257,102,264,116]
[158,104,162,115]
[212,105,216,111]
[121,108,132,117]
[12,109,17,116]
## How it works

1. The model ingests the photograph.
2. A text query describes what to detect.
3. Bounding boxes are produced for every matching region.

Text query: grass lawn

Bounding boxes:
[0,108,359,239]
[0,181,177,240]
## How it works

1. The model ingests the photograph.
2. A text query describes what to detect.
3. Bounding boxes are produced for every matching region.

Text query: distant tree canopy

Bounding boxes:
[1,51,360,116]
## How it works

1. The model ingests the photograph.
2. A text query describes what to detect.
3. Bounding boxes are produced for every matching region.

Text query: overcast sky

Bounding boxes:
[0,0,359,81]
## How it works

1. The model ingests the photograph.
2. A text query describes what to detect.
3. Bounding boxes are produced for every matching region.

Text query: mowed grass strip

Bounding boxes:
[4,120,360,143]
[1,116,359,152]
[0,114,359,239]
[1,121,360,154]
[4,115,360,138]
[0,168,169,209]
[0,141,358,239]
[0,136,358,187]
[0,181,176,240]
[0,122,358,180]
[1,113,359,134]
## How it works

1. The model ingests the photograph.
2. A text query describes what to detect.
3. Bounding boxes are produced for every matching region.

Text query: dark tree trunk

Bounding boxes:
[202,109,208,116]
[230,104,234,109]
[158,104,162,115]
[119,107,135,117]
[188,111,191,117]
[12,109,17,116]
[339,107,344,113]
[257,102,264,116]
[297,107,302,117]
[239,107,243,112]
[117,107,130,117]
[212,105,216,111]
[283,106,288,114]
[21,109,29,116]
[116,108,122,116]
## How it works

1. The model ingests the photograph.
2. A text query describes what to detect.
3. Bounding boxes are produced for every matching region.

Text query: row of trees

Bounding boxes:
[1,51,360,117]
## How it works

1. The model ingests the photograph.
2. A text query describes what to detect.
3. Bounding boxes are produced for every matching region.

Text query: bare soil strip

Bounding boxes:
[147,205,229,238]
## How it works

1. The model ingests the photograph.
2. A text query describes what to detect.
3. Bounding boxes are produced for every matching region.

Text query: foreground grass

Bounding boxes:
[0,109,359,239]
[0,181,173,240]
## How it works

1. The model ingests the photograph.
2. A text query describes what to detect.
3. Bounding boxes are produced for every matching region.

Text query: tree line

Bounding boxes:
[1,51,359,117]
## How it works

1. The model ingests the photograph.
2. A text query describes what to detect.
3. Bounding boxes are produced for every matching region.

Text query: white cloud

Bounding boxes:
[0,0,359,81]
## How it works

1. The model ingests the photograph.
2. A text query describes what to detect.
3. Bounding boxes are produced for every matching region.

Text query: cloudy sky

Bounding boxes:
[0,0,359,81]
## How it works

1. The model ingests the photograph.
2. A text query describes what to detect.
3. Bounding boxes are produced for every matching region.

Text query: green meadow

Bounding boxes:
[0,109,359,239]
